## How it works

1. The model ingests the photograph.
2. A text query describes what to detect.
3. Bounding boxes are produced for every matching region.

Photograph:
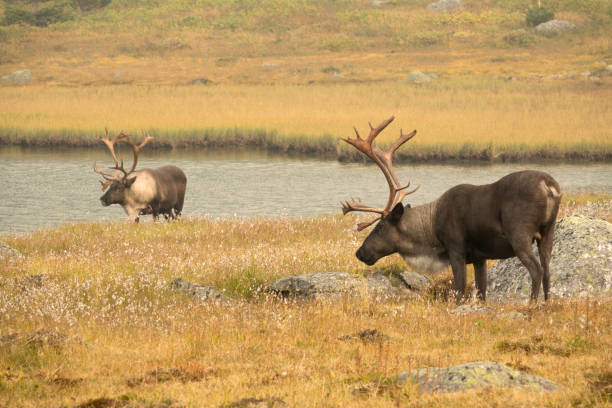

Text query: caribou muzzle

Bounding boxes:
[356,247,377,266]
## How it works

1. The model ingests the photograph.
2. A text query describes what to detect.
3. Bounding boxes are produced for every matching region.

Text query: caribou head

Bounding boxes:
[93,129,153,207]
[340,116,420,265]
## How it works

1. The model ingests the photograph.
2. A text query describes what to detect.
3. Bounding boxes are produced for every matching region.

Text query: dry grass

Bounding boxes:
[0,81,610,158]
[0,196,610,407]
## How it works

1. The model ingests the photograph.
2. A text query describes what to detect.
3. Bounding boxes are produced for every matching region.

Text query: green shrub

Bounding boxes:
[1,4,74,27]
[525,6,554,26]
[71,0,112,12]
[1,7,35,26]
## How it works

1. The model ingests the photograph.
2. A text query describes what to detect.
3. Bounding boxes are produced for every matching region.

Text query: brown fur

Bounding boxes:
[100,165,187,222]
[355,170,561,302]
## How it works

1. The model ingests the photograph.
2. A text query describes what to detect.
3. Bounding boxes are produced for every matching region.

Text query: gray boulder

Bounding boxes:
[406,71,433,84]
[450,304,493,316]
[426,0,461,12]
[399,271,431,292]
[266,272,403,301]
[0,241,21,260]
[0,69,32,85]
[395,361,560,393]
[171,278,231,303]
[488,216,612,302]
[535,20,576,34]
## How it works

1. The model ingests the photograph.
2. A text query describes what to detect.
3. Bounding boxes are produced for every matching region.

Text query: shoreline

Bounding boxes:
[1,132,610,164]
[0,135,612,164]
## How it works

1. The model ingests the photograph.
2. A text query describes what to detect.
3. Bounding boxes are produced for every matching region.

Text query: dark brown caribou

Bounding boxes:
[341,116,561,302]
[93,130,187,222]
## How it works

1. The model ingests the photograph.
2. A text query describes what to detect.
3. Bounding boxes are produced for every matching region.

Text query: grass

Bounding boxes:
[0,80,610,161]
[0,194,610,407]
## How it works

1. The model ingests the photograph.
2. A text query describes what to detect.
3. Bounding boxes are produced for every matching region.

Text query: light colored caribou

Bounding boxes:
[341,116,561,302]
[93,130,187,222]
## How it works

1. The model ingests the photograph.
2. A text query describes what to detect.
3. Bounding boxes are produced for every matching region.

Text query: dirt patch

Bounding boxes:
[338,329,389,343]
[75,398,129,408]
[0,329,67,350]
[126,365,215,387]
[220,397,286,408]
[585,371,612,401]
[495,335,578,357]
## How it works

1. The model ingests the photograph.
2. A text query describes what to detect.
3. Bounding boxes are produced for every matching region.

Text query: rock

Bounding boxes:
[338,329,388,343]
[535,20,576,34]
[0,241,21,260]
[0,69,32,85]
[406,71,433,84]
[371,0,388,6]
[0,329,67,350]
[426,0,461,12]
[171,278,231,303]
[220,397,286,408]
[266,272,401,301]
[488,216,612,302]
[261,62,279,67]
[497,311,528,320]
[15,274,45,291]
[395,361,560,393]
[190,77,212,85]
[450,304,493,316]
[399,271,431,292]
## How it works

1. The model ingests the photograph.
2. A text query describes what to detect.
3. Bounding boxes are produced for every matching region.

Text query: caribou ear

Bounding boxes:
[388,202,404,223]
[125,176,137,188]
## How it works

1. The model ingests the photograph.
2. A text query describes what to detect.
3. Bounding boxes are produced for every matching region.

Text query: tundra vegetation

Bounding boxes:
[0,193,610,407]
[0,0,610,160]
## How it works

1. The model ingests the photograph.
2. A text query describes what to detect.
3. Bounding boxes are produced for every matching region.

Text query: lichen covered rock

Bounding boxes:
[171,278,231,303]
[488,216,612,302]
[395,361,560,393]
[0,241,21,260]
[535,20,576,34]
[426,0,461,12]
[0,69,32,85]
[266,272,402,301]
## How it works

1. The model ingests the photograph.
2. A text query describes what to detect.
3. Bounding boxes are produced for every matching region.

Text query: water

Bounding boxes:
[0,147,610,234]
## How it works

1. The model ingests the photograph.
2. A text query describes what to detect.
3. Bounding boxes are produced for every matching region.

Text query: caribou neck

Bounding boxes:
[400,201,440,246]
[396,200,448,274]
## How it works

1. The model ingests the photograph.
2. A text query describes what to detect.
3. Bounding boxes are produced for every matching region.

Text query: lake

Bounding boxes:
[0,147,610,234]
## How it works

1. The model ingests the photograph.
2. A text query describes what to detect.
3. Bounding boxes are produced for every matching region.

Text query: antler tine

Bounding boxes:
[340,116,398,215]
[114,132,153,176]
[373,129,416,188]
[341,198,387,215]
[357,217,381,231]
[340,117,419,230]
[93,128,125,188]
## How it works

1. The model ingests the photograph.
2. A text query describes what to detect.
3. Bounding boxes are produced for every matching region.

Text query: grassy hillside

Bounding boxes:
[0,0,610,85]
[0,0,610,159]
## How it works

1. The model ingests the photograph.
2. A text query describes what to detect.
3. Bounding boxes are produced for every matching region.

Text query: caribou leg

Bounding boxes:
[537,225,555,301]
[510,236,544,302]
[449,253,467,303]
[473,259,487,301]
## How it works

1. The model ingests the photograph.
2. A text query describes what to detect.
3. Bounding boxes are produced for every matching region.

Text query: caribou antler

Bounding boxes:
[340,116,419,231]
[93,129,153,190]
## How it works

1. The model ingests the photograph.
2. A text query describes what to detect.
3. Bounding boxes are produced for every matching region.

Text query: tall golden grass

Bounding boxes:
[0,196,610,407]
[0,81,610,158]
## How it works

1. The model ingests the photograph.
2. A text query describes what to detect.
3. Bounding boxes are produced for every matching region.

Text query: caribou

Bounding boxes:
[341,116,561,302]
[93,130,187,222]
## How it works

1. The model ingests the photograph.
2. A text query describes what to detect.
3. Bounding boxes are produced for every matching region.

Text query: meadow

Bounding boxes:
[0,0,610,160]
[0,80,610,161]
[0,193,610,407]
